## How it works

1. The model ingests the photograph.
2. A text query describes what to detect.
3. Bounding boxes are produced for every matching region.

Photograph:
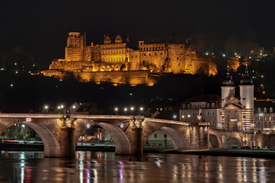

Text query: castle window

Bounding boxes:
[212,103,215,108]
[212,111,215,115]
[202,104,205,108]
[183,104,186,108]
[164,134,167,138]
[264,107,267,113]
[269,116,272,120]
[270,107,273,113]
[207,103,210,108]
[160,53,163,55]
[258,107,261,112]
[154,134,157,138]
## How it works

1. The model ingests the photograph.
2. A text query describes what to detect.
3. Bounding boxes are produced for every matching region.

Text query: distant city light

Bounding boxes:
[33,64,35,67]
[173,115,177,119]
[15,71,18,74]
[263,91,265,94]
[10,84,13,87]
[115,107,118,111]
[212,53,214,55]
[206,52,208,55]
[59,79,62,81]
[188,114,190,118]
[22,124,25,127]
[124,108,127,111]
[130,93,133,96]
[73,105,76,109]
[28,71,31,73]
[223,54,225,57]
[58,106,60,109]
[0,68,4,71]
[238,56,241,58]
[261,75,264,78]
[131,107,134,111]
[140,107,143,111]
[26,118,31,122]
[44,105,48,109]
[182,115,185,118]
[14,63,17,65]
[61,105,64,108]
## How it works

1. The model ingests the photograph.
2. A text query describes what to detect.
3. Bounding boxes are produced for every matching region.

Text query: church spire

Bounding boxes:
[222,60,234,85]
[240,63,253,85]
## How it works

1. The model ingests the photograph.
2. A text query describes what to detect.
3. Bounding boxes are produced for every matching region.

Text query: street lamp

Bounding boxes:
[115,107,118,114]
[131,107,134,111]
[173,115,177,120]
[124,108,127,115]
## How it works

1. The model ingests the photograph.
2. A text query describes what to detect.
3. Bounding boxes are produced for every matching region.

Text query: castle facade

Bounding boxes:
[40,32,239,86]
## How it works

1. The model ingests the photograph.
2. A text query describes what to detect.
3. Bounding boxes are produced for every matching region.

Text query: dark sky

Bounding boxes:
[0,0,275,67]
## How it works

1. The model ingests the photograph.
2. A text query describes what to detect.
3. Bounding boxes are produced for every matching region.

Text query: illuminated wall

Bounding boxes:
[40,32,243,85]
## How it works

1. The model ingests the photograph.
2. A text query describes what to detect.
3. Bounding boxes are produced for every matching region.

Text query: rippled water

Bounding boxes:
[0,151,274,183]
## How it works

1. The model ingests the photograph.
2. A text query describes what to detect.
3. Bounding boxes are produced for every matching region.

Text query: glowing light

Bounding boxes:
[86,124,91,129]
[58,106,61,109]
[26,118,31,122]
[22,124,25,127]
[223,54,225,57]
[15,63,17,65]
[44,105,48,109]
[115,107,118,111]
[73,105,76,109]
[131,107,134,111]
[206,52,208,55]
[61,105,64,108]
[140,107,143,111]
[10,84,13,87]
[188,114,190,118]
[124,108,127,111]
[15,71,18,74]
[173,115,177,119]
[182,115,185,118]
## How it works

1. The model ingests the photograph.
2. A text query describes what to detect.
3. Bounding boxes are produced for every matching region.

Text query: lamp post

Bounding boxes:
[140,107,144,115]
[115,107,118,115]
[124,108,127,115]
[44,105,48,113]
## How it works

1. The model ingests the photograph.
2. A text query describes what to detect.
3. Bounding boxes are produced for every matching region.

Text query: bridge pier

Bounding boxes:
[130,127,143,154]
[60,127,75,157]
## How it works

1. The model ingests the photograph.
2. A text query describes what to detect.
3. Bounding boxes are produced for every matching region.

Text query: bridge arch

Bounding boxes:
[209,134,220,148]
[143,126,190,150]
[75,122,131,154]
[25,123,61,157]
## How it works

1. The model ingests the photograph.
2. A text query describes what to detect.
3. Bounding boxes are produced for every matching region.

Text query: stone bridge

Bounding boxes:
[0,113,209,157]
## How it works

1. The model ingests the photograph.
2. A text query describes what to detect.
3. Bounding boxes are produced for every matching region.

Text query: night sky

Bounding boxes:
[1,0,275,68]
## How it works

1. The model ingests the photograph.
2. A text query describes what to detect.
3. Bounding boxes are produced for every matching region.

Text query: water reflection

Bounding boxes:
[0,151,274,182]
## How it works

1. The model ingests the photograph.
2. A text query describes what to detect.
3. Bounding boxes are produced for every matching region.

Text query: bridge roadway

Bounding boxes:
[0,113,268,158]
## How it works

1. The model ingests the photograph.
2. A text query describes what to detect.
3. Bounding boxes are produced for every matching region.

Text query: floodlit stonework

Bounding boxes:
[39,32,239,85]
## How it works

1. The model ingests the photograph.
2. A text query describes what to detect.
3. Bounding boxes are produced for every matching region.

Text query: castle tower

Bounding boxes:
[65,32,85,61]
[239,65,254,131]
[221,62,235,107]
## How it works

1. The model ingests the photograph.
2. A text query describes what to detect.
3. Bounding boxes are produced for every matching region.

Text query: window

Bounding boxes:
[264,107,267,113]
[192,104,195,108]
[197,104,200,108]
[243,98,246,100]
[183,104,186,108]
[270,107,273,113]
[269,116,272,121]
[207,111,210,116]
[212,111,215,115]
[202,111,205,115]
[154,134,157,138]
[187,104,190,108]
[164,134,167,138]
[202,104,205,108]
[258,107,261,112]
[207,103,210,108]
[212,103,215,108]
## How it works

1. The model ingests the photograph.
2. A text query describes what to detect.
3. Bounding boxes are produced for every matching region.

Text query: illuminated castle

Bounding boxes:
[40,32,239,86]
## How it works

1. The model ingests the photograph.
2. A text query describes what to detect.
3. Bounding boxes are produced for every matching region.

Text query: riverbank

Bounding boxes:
[1,144,275,159]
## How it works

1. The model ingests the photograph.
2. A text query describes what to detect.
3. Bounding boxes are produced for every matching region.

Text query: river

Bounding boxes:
[0,151,274,183]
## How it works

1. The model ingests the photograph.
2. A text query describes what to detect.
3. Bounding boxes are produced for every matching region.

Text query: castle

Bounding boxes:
[40,32,239,86]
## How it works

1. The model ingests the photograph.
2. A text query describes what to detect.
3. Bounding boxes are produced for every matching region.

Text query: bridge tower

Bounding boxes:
[221,62,235,107]
[239,65,254,131]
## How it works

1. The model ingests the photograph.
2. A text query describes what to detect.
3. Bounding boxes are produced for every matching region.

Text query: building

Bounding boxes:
[179,95,221,129]
[39,32,239,86]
